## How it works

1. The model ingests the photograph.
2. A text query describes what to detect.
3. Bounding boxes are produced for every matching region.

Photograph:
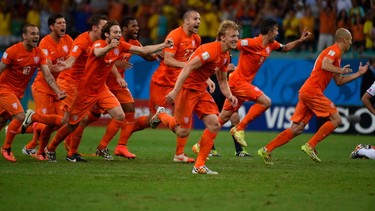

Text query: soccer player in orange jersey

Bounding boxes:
[96,17,161,160]
[216,18,312,148]
[150,20,239,174]
[43,20,173,162]
[0,24,65,162]
[51,15,108,162]
[20,14,73,160]
[258,28,369,165]
[96,11,202,162]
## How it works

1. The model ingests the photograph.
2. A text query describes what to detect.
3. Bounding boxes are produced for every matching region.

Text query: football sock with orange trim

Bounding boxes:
[307,121,335,148]
[159,113,176,131]
[97,119,123,149]
[194,129,217,167]
[3,119,22,149]
[68,125,85,156]
[265,128,294,152]
[48,125,72,152]
[38,125,55,154]
[117,112,136,145]
[175,136,188,155]
[237,104,267,131]
[32,113,63,127]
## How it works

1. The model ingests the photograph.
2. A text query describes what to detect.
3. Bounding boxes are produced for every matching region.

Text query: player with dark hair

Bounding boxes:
[0,24,65,162]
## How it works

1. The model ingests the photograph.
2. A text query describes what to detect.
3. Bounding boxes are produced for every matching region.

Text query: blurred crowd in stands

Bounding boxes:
[0,0,375,55]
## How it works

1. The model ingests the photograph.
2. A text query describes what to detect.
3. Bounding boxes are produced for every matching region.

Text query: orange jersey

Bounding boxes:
[0,42,47,98]
[33,34,73,95]
[57,32,93,88]
[300,43,342,95]
[80,39,131,96]
[184,41,230,92]
[152,26,201,87]
[230,36,281,83]
[106,38,141,90]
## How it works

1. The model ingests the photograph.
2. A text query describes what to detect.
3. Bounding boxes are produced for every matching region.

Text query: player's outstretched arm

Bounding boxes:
[334,61,369,86]
[130,39,173,56]
[282,27,312,52]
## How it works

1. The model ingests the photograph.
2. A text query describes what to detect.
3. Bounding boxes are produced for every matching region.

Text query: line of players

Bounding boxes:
[0,10,370,174]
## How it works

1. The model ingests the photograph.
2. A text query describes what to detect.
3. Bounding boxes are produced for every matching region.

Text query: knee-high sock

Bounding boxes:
[117,112,135,145]
[3,118,22,149]
[237,104,267,130]
[97,119,123,149]
[133,116,149,130]
[307,121,335,148]
[48,125,72,152]
[265,128,295,152]
[68,125,85,156]
[32,113,62,127]
[175,136,188,155]
[194,129,217,167]
[26,123,43,149]
[159,113,176,131]
[37,125,55,154]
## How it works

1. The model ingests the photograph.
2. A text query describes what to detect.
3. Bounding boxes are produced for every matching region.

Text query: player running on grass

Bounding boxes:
[218,18,311,148]
[36,20,173,162]
[0,24,65,162]
[95,16,162,160]
[96,10,202,163]
[258,28,369,164]
[150,20,239,174]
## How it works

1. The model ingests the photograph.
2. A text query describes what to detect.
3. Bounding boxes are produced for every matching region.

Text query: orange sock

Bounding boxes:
[134,116,149,129]
[98,119,123,149]
[48,125,72,152]
[218,116,225,126]
[24,124,34,134]
[38,125,55,154]
[159,113,176,131]
[265,128,294,152]
[175,136,188,155]
[3,118,22,149]
[194,129,217,167]
[68,125,85,156]
[237,104,267,130]
[117,112,135,145]
[32,113,63,127]
[307,121,335,148]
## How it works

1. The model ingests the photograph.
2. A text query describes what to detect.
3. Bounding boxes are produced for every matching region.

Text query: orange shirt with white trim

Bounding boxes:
[300,43,342,95]
[106,37,141,90]
[152,26,201,87]
[183,41,230,92]
[33,34,73,95]
[0,42,47,98]
[58,31,93,88]
[230,36,281,83]
[80,39,132,96]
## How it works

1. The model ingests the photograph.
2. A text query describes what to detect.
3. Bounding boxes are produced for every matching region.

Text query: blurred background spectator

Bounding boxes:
[0,0,374,58]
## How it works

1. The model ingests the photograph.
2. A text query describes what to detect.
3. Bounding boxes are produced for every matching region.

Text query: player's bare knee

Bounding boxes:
[113,113,125,121]
[14,112,25,122]
[206,121,221,133]
[290,123,304,136]
[176,128,190,138]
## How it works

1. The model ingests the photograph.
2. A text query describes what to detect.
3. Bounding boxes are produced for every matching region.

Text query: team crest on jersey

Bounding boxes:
[72,115,78,122]
[202,51,210,60]
[94,43,101,47]
[2,52,7,59]
[223,58,227,65]
[184,117,189,124]
[42,49,48,56]
[192,40,195,47]
[63,45,69,53]
[12,103,18,109]
[72,45,78,52]
[241,39,248,46]
[266,47,270,54]
[42,108,47,115]
[33,56,40,64]
[328,50,336,56]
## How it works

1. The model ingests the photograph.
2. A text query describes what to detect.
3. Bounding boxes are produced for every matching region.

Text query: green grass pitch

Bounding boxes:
[1,127,374,210]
